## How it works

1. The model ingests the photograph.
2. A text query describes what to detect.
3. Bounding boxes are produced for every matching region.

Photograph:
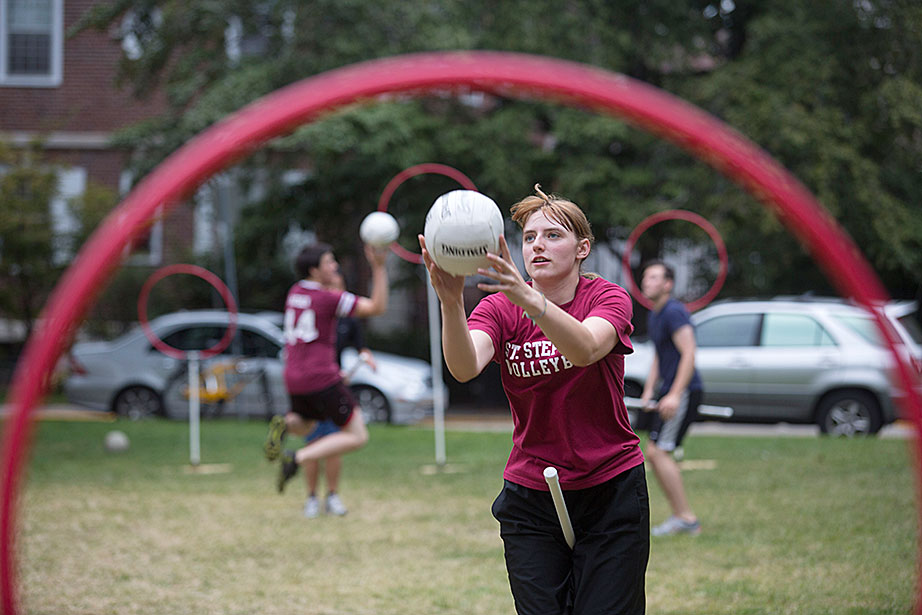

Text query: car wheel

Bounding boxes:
[351,385,391,424]
[113,386,163,420]
[817,390,882,437]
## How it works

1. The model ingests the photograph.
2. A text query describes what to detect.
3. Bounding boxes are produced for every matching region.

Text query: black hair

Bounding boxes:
[641,259,675,282]
[294,242,332,279]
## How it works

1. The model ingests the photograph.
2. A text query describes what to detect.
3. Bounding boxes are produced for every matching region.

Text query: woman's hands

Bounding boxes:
[476,235,544,316]
[419,234,543,316]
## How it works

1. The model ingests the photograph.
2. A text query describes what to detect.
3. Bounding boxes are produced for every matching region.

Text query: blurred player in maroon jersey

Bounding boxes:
[264,241,389,494]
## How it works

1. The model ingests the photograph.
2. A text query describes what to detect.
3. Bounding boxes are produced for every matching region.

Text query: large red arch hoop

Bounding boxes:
[3,51,920,614]
[376,163,477,264]
[622,209,729,312]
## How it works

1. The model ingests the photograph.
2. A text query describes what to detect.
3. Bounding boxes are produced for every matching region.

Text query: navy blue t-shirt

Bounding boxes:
[647,298,703,396]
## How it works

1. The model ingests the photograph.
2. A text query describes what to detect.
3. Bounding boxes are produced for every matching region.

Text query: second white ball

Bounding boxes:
[104,430,130,453]
[359,211,400,246]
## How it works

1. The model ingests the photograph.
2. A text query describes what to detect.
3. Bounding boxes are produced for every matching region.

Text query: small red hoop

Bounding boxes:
[376,163,477,264]
[137,264,239,359]
[621,210,728,312]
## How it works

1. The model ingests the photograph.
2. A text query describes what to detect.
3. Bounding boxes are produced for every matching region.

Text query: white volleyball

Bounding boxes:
[359,211,400,246]
[104,430,130,453]
[423,190,504,276]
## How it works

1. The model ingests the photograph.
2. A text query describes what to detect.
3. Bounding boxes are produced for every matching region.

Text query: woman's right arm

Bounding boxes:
[440,300,494,382]
[419,235,494,382]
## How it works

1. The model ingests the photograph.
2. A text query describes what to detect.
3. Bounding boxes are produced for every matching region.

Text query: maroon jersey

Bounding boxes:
[283,280,358,394]
[468,276,644,491]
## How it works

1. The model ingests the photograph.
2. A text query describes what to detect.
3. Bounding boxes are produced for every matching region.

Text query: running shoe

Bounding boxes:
[303,496,321,518]
[325,493,348,516]
[276,450,298,493]
[263,414,287,461]
[651,516,701,537]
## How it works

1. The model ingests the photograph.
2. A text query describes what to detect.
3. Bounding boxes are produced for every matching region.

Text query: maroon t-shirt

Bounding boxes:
[468,276,644,490]
[283,280,357,394]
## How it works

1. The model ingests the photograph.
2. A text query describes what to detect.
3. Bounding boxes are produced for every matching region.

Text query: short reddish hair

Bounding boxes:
[509,185,594,246]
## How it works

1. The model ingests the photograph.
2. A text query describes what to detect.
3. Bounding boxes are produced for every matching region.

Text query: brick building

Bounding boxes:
[0,0,184,267]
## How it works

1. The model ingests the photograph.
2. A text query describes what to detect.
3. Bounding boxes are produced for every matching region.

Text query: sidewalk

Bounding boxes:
[0,403,115,422]
[422,406,915,439]
[688,419,914,439]
[4,403,915,439]
[421,411,512,432]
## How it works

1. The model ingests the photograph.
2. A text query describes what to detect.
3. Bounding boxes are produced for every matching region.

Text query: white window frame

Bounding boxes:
[50,166,86,265]
[194,183,217,256]
[0,0,63,87]
[120,170,163,266]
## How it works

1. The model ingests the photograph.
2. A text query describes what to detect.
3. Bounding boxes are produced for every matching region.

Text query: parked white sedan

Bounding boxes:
[64,310,441,424]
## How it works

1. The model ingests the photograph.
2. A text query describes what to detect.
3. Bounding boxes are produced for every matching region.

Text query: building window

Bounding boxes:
[194,183,217,256]
[0,0,62,87]
[50,166,86,265]
[120,170,163,266]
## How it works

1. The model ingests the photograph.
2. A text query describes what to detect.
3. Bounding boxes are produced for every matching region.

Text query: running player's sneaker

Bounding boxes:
[651,516,701,537]
[303,496,321,518]
[263,415,287,461]
[325,493,348,516]
[276,450,298,493]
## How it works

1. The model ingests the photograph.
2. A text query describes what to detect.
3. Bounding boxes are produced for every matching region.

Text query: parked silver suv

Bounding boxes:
[624,297,922,436]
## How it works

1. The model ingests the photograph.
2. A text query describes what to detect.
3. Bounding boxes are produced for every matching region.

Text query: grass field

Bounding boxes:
[12,418,919,614]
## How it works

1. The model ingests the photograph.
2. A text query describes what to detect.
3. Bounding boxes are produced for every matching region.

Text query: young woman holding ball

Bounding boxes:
[418,185,649,614]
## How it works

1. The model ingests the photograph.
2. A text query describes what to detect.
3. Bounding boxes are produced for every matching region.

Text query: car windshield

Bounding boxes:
[160,326,228,352]
[896,313,922,345]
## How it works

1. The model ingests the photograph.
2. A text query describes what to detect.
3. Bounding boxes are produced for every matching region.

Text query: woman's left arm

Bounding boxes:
[533,311,617,367]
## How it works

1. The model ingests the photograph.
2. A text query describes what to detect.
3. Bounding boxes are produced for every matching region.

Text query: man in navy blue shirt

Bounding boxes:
[637,260,703,536]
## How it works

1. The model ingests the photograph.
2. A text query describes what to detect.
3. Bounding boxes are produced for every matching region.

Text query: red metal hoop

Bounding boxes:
[376,163,477,264]
[4,52,920,615]
[137,264,239,359]
[622,210,728,312]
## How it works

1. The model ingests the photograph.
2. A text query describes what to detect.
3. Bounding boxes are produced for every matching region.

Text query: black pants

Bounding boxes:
[288,381,355,426]
[492,464,650,615]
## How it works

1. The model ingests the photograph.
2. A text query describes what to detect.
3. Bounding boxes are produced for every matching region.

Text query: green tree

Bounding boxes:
[0,142,114,338]
[73,0,922,307]
[670,1,922,298]
[0,142,58,338]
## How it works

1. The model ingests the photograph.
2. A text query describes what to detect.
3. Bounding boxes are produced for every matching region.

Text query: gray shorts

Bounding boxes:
[633,389,701,451]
